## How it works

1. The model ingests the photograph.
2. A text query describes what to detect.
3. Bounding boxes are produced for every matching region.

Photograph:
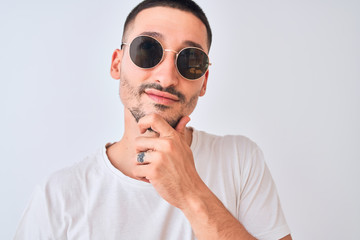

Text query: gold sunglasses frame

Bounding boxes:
[121,35,211,80]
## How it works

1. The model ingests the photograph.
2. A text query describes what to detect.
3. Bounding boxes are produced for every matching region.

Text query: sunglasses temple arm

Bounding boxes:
[121,42,129,49]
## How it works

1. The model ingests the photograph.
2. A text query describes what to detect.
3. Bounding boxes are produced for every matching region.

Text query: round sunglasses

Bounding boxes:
[121,35,210,80]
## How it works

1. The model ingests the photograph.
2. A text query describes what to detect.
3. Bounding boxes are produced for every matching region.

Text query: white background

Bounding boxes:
[1,0,359,239]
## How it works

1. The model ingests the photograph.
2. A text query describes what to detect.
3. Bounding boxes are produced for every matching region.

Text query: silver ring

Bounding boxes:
[137,152,145,163]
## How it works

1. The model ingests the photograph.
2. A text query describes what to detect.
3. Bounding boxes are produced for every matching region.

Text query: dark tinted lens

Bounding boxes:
[177,48,209,80]
[129,36,163,68]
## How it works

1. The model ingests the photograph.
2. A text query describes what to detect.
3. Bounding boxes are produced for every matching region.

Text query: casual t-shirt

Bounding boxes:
[15,129,290,240]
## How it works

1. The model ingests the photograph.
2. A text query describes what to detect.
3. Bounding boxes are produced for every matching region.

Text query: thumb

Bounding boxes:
[175,116,190,135]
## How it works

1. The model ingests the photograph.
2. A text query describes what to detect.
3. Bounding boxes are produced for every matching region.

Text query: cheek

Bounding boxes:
[119,76,138,104]
[119,58,139,98]
[186,93,200,109]
[181,89,202,116]
[119,56,152,89]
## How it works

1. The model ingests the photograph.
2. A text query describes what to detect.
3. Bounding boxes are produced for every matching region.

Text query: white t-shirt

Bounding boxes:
[15,129,290,240]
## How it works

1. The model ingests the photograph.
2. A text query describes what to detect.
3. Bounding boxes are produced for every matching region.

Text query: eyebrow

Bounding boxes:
[140,31,163,39]
[183,40,203,50]
[139,31,205,50]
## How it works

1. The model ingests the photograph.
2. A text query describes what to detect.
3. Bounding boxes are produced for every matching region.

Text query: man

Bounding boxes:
[15,0,292,239]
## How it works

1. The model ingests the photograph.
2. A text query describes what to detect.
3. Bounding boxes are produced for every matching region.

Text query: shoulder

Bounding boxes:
[41,147,105,197]
[192,129,261,155]
[191,129,269,210]
[192,129,267,183]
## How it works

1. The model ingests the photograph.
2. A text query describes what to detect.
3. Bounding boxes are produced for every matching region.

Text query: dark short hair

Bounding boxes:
[123,0,212,51]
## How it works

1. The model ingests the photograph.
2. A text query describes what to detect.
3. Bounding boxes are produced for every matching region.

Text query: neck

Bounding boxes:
[106,109,193,179]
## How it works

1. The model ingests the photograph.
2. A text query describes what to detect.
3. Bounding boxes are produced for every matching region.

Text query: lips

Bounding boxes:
[144,88,179,105]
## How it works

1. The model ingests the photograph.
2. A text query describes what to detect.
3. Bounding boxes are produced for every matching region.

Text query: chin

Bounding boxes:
[129,106,181,128]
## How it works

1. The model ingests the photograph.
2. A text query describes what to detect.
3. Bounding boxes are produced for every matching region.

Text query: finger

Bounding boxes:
[133,164,151,182]
[138,177,150,183]
[136,152,147,164]
[135,150,160,165]
[135,136,158,153]
[175,116,190,134]
[138,113,174,137]
[136,136,182,155]
[133,157,161,182]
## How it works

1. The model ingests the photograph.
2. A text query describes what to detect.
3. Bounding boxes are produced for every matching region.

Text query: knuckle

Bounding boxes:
[148,113,158,122]
[162,140,170,150]
[131,168,139,177]
[134,136,141,144]
[153,151,162,160]
[154,151,165,163]
[151,164,162,178]
[162,139,173,151]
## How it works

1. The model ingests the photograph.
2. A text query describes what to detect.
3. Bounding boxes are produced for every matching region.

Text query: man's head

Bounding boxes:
[111,0,211,128]
[123,0,212,51]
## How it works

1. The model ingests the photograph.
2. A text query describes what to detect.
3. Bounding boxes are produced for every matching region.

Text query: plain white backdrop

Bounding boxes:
[1,0,359,239]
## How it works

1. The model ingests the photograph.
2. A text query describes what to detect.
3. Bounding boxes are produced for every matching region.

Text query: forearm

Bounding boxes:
[181,182,256,240]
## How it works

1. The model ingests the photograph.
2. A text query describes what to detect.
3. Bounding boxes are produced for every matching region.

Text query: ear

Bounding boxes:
[199,70,209,97]
[110,49,123,80]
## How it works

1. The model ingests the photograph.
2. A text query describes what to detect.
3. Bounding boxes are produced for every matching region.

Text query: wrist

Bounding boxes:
[181,181,217,221]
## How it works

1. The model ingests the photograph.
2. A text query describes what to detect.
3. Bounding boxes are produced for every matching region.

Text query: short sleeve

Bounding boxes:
[238,145,291,240]
[14,185,55,239]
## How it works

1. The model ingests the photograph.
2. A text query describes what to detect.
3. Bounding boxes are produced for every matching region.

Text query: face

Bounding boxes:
[111,7,209,128]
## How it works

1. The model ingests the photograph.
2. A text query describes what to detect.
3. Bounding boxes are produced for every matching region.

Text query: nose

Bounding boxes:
[152,50,180,88]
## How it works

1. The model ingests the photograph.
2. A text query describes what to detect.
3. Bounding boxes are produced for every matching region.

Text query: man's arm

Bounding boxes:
[180,179,256,239]
[134,114,290,239]
[183,188,292,240]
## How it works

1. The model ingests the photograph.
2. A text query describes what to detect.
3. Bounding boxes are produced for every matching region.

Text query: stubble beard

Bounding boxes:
[120,77,200,129]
